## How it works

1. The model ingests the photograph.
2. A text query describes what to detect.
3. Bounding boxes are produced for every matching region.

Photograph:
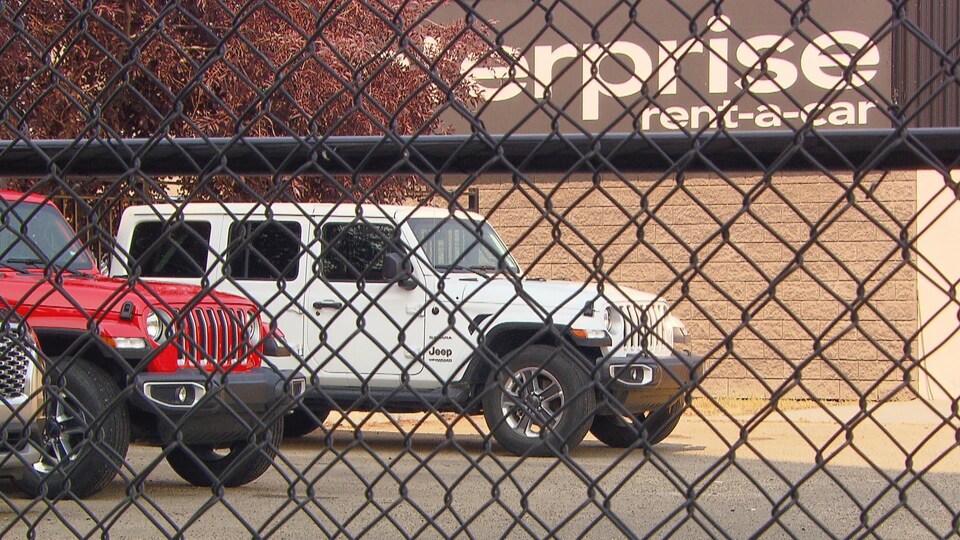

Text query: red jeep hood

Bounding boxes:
[1,270,249,321]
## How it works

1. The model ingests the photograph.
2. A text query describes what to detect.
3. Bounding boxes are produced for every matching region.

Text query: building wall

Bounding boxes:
[472,171,918,401]
[893,1,960,127]
[916,170,960,401]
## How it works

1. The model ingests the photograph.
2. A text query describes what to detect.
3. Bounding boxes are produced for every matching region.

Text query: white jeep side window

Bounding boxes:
[129,221,211,278]
[226,221,302,280]
[320,222,395,282]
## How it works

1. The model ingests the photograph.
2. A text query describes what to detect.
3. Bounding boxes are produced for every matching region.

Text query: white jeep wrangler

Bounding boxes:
[113,203,700,455]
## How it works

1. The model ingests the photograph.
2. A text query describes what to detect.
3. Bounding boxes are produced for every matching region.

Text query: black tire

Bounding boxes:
[590,398,685,448]
[165,415,284,487]
[483,345,596,456]
[282,405,329,438]
[17,358,130,499]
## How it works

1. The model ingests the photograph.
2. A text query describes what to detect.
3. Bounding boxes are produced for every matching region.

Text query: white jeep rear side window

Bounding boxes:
[226,221,302,280]
[129,221,212,278]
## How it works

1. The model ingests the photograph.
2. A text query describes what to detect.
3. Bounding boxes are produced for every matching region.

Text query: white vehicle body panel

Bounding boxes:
[112,203,679,391]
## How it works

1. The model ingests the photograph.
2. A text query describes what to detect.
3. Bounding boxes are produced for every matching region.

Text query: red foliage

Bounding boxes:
[0,0,487,202]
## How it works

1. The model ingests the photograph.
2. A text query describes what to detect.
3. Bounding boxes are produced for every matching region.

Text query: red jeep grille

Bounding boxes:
[177,307,252,367]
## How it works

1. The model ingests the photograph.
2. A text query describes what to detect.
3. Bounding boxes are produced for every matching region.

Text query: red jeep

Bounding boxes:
[0,190,303,498]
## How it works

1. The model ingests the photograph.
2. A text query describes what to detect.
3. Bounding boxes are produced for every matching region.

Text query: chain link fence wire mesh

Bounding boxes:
[1,0,959,537]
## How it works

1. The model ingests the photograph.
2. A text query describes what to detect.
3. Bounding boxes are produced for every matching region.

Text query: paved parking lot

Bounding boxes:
[3,400,958,538]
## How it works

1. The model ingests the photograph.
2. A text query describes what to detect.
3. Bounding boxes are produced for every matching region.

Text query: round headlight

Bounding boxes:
[603,306,617,333]
[246,312,262,346]
[145,310,172,343]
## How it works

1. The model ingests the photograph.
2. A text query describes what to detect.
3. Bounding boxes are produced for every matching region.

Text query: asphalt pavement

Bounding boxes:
[2,399,958,538]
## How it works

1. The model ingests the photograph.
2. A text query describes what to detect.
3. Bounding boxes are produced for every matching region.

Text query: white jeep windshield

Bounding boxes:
[0,201,95,272]
[408,216,519,275]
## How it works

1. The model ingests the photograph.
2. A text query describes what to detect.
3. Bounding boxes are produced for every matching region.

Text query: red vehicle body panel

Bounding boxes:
[0,190,262,373]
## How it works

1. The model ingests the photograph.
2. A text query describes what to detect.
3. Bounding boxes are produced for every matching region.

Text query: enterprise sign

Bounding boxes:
[442,0,891,133]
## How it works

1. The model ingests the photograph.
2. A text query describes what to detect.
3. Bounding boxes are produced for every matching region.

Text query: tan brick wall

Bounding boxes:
[470,171,918,402]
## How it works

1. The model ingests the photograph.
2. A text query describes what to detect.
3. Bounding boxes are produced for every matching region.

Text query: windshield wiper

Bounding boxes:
[435,264,492,278]
[0,262,31,275]
[5,258,85,276]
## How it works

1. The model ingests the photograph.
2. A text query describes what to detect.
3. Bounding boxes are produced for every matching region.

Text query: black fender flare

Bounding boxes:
[31,327,144,381]
[456,321,605,396]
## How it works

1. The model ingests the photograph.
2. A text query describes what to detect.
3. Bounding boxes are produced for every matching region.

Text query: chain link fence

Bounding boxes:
[1,0,959,537]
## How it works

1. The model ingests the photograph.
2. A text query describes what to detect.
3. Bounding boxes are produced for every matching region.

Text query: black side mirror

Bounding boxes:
[383,253,416,290]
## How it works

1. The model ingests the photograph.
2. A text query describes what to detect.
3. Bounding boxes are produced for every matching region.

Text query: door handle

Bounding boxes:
[313,301,344,310]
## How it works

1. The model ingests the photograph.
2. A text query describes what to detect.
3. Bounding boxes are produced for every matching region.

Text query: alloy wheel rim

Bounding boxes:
[500,367,565,438]
[33,391,88,474]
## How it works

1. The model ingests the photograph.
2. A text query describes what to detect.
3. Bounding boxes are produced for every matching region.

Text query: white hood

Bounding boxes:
[443,276,661,320]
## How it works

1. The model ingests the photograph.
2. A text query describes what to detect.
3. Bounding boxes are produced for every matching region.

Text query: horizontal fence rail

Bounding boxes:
[3,129,960,177]
[2,0,959,538]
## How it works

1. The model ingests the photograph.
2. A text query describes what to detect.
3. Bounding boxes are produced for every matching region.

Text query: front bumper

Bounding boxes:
[0,423,41,480]
[130,367,305,446]
[596,353,702,414]
[1,385,44,480]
